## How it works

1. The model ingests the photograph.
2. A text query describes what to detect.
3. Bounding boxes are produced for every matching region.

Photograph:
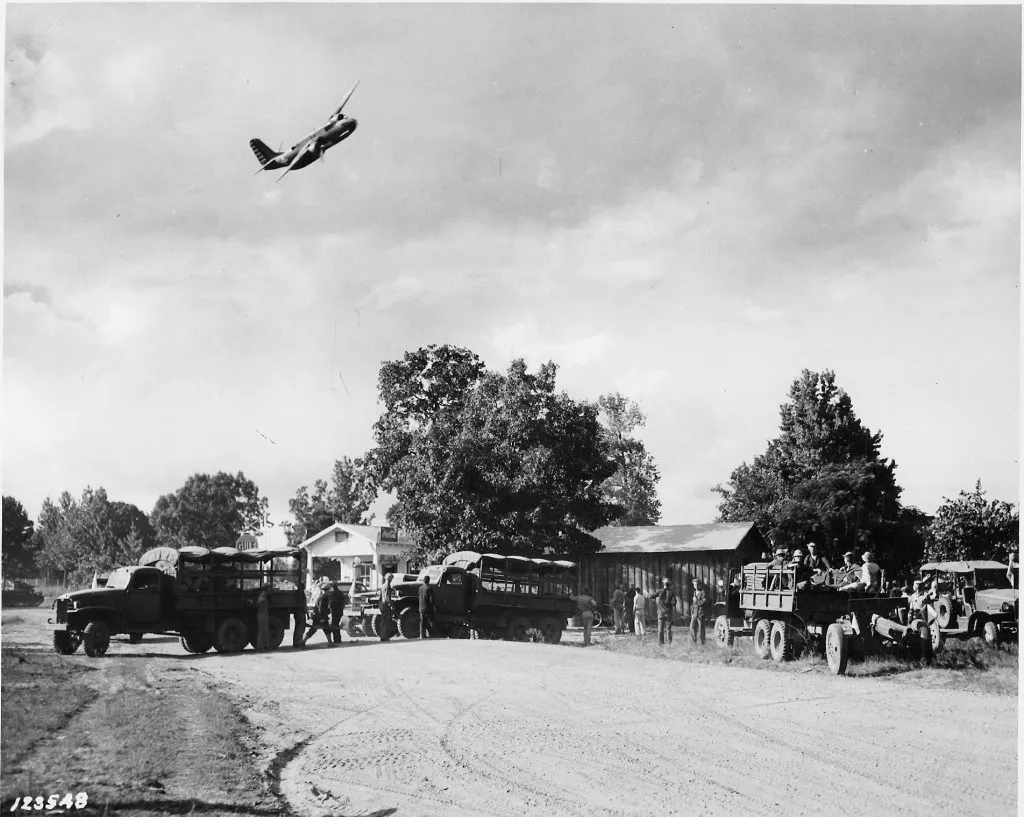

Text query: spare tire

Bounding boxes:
[935,595,957,629]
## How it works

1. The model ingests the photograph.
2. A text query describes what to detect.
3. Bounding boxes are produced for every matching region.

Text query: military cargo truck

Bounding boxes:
[357,551,577,643]
[49,545,306,657]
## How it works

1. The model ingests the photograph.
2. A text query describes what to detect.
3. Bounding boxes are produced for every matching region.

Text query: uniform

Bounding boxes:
[612,586,625,634]
[573,592,597,646]
[689,586,707,644]
[303,590,332,645]
[379,578,395,642]
[418,580,435,638]
[633,591,647,637]
[329,585,345,644]
[255,588,271,650]
[654,585,677,644]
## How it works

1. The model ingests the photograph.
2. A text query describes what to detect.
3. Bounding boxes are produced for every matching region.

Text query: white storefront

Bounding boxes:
[298,523,414,590]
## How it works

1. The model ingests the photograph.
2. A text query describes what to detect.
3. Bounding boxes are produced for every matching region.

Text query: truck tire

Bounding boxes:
[398,608,421,639]
[825,623,849,675]
[714,615,734,648]
[917,623,933,665]
[983,620,999,648]
[935,595,957,629]
[931,624,946,654]
[753,619,772,659]
[128,633,143,644]
[83,621,111,658]
[180,631,212,654]
[250,616,287,650]
[53,630,81,655]
[505,617,532,642]
[538,616,564,644]
[368,614,382,638]
[214,617,249,654]
[770,620,793,662]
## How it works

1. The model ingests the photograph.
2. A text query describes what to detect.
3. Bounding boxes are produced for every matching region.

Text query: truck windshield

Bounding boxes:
[104,569,133,590]
[975,570,1013,591]
[419,567,443,584]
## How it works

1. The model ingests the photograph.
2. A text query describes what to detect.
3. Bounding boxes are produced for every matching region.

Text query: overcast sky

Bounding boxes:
[4,4,1020,542]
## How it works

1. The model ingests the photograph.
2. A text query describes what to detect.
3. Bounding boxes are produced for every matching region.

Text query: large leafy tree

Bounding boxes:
[151,471,269,550]
[714,370,905,561]
[2,496,37,575]
[368,345,618,562]
[286,456,376,544]
[34,488,156,583]
[597,393,661,526]
[926,481,1018,562]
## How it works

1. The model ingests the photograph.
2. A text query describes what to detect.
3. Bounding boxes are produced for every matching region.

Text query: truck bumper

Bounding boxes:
[49,620,68,631]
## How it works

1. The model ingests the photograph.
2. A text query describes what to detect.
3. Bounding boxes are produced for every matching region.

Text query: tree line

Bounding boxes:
[3,353,1016,583]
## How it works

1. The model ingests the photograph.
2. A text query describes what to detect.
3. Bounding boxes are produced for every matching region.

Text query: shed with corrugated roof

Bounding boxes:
[580,522,769,621]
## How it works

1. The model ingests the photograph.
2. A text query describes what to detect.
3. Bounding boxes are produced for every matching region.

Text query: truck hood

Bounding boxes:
[58,588,122,607]
[976,588,1019,607]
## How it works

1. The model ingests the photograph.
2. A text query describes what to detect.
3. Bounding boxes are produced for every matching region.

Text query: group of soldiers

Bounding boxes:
[765,541,882,593]
[572,576,709,647]
[302,578,347,645]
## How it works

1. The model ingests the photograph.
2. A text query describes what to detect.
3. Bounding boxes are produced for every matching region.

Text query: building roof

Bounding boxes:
[591,522,762,554]
[298,522,415,553]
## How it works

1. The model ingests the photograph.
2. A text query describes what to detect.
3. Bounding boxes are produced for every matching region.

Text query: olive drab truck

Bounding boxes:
[715,562,933,675]
[356,551,578,643]
[919,560,1019,650]
[49,545,307,657]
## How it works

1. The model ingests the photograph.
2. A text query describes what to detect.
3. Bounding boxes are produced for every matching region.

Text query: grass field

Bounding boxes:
[590,626,1019,695]
[0,644,293,816]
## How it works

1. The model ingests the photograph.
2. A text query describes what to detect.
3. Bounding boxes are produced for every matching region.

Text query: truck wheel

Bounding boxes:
[935,595,957,629]
[770,620,793,662]
[983,620,999,648]
[214,617,249,654]
[825,623,849,675]
[83,621,111,658]
[538,616,564,644]
[753,619,772,660]
[128,633,143,644]
[398,608,421,639]
[180,631,212,654]
[931,625,946,654]
[53,630,81,655]
[267,616,286,649]
[714,615,734,648]
[505,617,532,642]
[346,618,364,638]
[368,614,382,638]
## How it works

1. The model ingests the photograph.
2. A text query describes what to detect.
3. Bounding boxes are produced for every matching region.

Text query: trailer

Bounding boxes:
[715,563,933,675]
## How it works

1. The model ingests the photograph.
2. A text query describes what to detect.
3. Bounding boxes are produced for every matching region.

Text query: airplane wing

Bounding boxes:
[327,80,359,122]
[274,139,318,184]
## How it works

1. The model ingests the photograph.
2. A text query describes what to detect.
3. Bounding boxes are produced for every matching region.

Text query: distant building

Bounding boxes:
[580,522,769,621]
[297,523,414,590]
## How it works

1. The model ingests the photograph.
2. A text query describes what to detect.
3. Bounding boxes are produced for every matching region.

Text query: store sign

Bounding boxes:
[379,527,399,543]
[236,532,259,552]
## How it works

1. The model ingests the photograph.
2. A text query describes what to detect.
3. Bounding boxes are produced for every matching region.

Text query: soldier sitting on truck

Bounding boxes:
[840,551,881,593]
[768,547,789,590]
[804,542,831,576]
[789,549,813,590]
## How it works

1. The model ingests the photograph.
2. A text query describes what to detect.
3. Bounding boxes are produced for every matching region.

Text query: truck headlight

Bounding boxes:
[1002,602,1012,613]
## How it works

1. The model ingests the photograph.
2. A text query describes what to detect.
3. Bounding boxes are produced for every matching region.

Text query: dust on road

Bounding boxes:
[4,610,1017,817]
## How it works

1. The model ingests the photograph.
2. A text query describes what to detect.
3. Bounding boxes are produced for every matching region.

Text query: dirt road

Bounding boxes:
[4,611,1017,816]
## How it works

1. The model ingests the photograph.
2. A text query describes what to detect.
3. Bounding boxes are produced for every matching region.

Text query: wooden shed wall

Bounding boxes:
[579,529,766,621]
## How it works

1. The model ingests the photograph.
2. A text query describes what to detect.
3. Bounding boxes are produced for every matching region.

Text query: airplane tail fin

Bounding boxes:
[250,138,279,168]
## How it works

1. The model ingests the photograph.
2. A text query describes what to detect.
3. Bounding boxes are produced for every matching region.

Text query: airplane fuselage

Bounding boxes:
[263,117,357,171]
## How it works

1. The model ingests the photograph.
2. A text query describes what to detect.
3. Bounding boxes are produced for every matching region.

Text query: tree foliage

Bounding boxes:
[34,487,156,583]
[2,496,37,575]
[596,393,661,526]
[926,481,1018,562]
[367,344,618,562]
[714,370,905,563]
[150,471,269,550]
[286,456,376,544]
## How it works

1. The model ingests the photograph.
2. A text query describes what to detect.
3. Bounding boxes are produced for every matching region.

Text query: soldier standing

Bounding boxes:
[612,584,625,634]
[303,581,332,645]
[624,586,635,634]
[632,587,647,639]
[571,587,598,646]
[379,572,395,642]
[255,585,271,650]
[329,582,345,644]
[653,578,677,645]
[418,574,435,638]
[689,579,707,644]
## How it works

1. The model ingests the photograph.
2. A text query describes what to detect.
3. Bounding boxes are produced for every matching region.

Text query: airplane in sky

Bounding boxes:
[250,81,359,183]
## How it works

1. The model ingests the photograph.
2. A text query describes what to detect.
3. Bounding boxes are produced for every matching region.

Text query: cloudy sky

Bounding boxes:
[4,4,1020,541]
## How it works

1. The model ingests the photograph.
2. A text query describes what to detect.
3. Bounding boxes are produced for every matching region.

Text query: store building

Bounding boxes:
[297,523,415,590]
